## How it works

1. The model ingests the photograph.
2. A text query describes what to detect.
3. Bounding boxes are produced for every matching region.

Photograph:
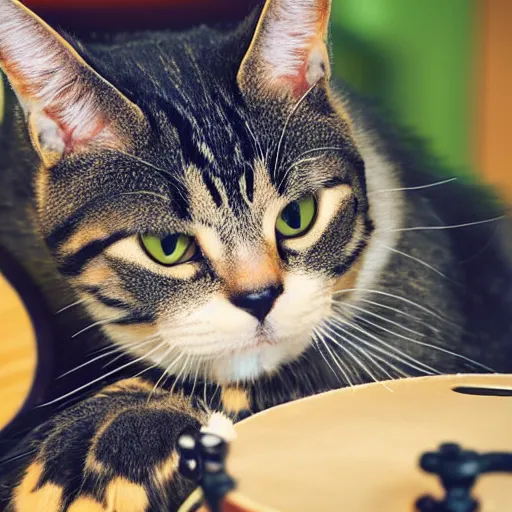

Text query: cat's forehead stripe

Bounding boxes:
[202,172,224,208]
[239,174,252,207]
[154,79,257,179]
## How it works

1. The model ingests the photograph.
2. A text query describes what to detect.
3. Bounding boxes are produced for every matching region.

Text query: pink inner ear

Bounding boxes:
[280,54,312,98]
[0,1,116,154]
[43,89,110,154]
[258,0,331,97]
[239,0,331,97]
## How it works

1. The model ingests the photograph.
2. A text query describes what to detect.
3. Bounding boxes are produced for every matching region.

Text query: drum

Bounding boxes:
[179,374,512,512]
[0,247,53,432]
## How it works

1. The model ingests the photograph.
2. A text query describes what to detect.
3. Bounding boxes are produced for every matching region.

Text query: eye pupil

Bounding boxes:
[282,202,301,229]
[161,234,180,256]
[275,195,317,239]
[140,233,196,266]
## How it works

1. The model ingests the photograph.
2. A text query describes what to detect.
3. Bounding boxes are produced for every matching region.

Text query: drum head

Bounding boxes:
[225,375,512,512]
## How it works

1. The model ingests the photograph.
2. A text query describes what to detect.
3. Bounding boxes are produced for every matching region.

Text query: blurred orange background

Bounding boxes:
[478,1,512,200]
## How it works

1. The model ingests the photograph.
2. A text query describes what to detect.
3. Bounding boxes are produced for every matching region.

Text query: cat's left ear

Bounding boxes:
[238,0,331,99]
[0,0,144,167]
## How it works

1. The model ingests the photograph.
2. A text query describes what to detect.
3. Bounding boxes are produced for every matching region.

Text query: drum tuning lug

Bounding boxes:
[416,442,480,512]
[177,430,236,512]
[416,442,512,512]
[177,430,203,482]
[198,432,236,512]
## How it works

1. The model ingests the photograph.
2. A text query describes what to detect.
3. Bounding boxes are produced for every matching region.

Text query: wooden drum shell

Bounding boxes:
[181,374,512,512]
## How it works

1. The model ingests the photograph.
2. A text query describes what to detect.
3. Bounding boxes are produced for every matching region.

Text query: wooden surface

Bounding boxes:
[0,272,36,430]
[221,375,512,512]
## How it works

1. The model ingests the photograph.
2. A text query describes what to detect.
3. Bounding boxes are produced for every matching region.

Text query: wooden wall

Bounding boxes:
[477,0,512,201]
[0,275,36,430]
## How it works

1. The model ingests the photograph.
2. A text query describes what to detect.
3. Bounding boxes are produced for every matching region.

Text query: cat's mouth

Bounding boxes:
[218,325,278,358]
[255,325,279,347]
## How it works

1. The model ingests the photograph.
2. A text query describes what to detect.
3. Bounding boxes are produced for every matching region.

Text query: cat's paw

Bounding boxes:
[6,379,213,512]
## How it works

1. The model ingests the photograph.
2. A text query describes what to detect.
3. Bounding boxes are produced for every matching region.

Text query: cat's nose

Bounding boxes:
[230,284,283,322]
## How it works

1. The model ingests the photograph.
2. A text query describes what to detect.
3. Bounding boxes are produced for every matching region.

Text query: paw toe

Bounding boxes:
[67,496,106,512]
[13,463,63,512]
[105,477,149,512]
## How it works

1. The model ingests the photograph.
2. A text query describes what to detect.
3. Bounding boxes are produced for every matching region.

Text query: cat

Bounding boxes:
[1,0,512,510]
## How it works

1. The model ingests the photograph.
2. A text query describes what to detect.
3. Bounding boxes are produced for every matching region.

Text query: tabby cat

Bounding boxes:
[1,0,512,510]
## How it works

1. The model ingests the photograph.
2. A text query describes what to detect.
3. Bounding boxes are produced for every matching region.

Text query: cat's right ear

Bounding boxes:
[0,0,144,167]
[238,0,332,100]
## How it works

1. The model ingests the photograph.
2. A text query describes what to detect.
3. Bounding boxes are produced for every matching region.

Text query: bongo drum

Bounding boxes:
[179,374,512,512]
[0,247,53,432]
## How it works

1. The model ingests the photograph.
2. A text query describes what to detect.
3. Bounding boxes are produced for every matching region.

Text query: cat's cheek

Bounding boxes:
[267,271,331,348]
[157,296,259,356]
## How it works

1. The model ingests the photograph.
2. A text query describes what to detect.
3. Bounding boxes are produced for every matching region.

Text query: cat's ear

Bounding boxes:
[0,0,144,167]
[238,0,331,99]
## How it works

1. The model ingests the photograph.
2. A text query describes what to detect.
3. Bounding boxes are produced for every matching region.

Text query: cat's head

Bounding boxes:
[0,0,373,383]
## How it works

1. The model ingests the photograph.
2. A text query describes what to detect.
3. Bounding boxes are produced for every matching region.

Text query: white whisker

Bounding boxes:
[209,382,221,410]
[0,449,38,467]
[118,149,189,204]
[288,146,348,161]
[170,353,192,396]
[114,149,171,176]
[382,215,506,233]
[58,336,159,378]
[351,314,494,372]
[339,339,410,379]
[203,380,209,405]
[333,287,454,326]
[147,350,185,403]
[352,298,440,334]
[278,155,324,190]
[131,361,163,380]
[71,318,123,338]
[335,301,425,337]
[37,342,167,408]
[244,119,265,161]
[323,322,398,383]
[312,330,353,386]
[102,351,130,370]
[190,357,201,397]
[88,343,121,357]
[367,177,457,196]
[55,298,89,314]
[273,82,318,178]
[329,316,439,376]
[118,190,172,203]
[378,244,451,280]
[316,324,389,390]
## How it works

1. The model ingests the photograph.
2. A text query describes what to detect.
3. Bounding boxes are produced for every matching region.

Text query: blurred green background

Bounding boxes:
[331,0,476,175]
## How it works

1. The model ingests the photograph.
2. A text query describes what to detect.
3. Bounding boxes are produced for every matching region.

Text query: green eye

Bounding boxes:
[276,195,317,238]
[140,233,197,266]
